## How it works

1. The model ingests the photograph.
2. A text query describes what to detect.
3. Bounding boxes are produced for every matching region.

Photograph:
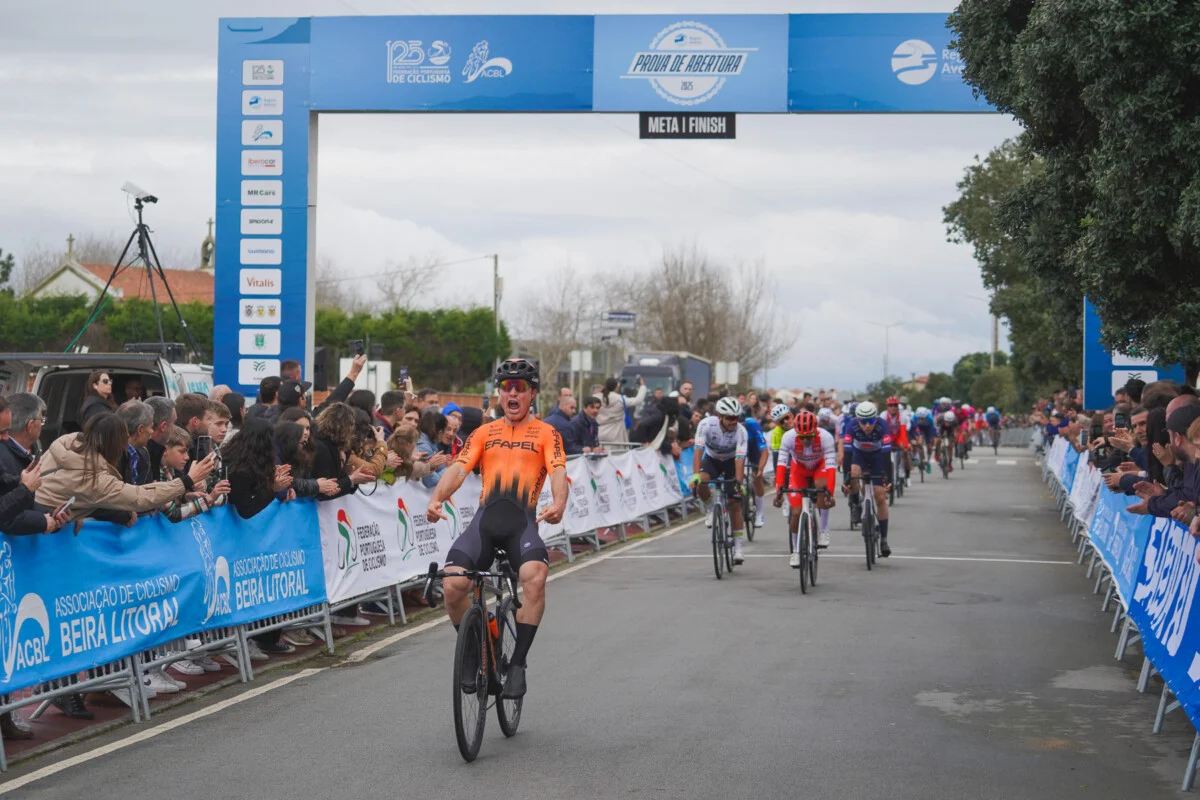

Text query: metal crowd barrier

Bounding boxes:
[1039,442,1200,792]
[0,448,701,771]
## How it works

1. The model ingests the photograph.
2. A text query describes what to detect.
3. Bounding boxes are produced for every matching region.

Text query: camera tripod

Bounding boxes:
[68,197,205,360]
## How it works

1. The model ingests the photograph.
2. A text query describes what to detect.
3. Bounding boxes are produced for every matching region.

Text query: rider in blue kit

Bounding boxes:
[741,411,769,528]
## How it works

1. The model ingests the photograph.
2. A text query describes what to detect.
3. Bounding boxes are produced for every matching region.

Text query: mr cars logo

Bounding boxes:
[624,21,753,107]
[0,543,52,681]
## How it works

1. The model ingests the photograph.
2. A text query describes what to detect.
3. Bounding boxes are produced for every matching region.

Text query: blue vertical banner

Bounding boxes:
[1082,298,1186,410]
[593,15,789,112]
[787,14,991,113]
[216,18,313,395]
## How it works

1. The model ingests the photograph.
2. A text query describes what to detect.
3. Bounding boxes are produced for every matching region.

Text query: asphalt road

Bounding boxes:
[4,448,1193,798]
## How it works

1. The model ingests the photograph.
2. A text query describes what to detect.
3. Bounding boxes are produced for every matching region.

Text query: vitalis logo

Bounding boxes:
[624,21,753,107]
[0,542,52,681]
[191,519,230,623]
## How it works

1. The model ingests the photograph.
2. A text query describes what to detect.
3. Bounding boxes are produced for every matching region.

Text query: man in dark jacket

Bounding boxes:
[544,396,578,452]
[631,396,680,456]
[0,393,63,536]
[1129,404,1200,517]
[144,396,176,477]
[312,354,366,416]
[244,376,282,424]
[568,396,601,455]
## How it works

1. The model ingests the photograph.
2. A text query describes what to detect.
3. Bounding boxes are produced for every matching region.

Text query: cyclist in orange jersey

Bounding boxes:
[427,358,567,699]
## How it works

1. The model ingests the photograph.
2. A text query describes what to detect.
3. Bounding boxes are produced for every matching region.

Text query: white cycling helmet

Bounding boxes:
[770,403,790,422]
[943,410,957,424]
[916,406,929,416]
[987,406,996,413]
[715,397,741,417]
[817,407,834,422]
[855,401,878,419]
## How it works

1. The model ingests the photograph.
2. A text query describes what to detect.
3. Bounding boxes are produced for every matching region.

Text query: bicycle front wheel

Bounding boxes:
[495,598,522,738]
[798,512,810,594]
[724,511,735,573]
[744,485,756,542]
[452,606,488,762]
[712,504,725,580]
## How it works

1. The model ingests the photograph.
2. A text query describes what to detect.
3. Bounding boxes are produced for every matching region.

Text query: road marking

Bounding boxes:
[997,460,1017,465]
[610,553,1073,565]
[6,517,702,788]
[0,668,322,795]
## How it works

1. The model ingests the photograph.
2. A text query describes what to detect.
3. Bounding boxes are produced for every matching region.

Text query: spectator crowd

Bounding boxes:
[0,356,492,741]
[1035,377,1200,538]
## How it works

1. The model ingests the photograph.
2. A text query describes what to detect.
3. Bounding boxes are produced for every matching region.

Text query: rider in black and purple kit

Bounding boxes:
[843,401,894,557]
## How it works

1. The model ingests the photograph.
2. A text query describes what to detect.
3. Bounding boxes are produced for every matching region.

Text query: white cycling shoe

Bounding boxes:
[704,507,713,528]
[788,552,800,569]
[733,542,745,565]
[818,530,831,548]
[755,512,765,528]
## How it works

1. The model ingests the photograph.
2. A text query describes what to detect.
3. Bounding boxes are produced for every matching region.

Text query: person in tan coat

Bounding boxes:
[35,412,217,523]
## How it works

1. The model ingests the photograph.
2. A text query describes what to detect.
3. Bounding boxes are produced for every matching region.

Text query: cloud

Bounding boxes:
[0,0,1021,391]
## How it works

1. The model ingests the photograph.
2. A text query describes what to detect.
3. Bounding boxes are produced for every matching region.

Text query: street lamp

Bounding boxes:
[867,320,905,382]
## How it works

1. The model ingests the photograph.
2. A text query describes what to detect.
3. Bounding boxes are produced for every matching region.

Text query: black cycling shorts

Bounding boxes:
[699,455,740,500]
[444,498,549,572]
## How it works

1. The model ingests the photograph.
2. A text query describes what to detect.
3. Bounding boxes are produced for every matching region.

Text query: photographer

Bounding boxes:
[0,394,69,536]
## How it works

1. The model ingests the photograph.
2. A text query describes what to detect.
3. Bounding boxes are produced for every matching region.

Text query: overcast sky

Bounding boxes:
[0,0,1021,392]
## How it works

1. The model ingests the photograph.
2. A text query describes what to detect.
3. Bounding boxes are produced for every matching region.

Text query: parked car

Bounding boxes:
[0,351,213,449]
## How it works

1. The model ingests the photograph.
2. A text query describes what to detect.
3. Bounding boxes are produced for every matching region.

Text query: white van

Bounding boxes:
[0,353,214,448]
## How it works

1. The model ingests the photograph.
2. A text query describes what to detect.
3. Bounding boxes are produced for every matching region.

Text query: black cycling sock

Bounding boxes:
[879,518,889,538]
[512,622,538,667]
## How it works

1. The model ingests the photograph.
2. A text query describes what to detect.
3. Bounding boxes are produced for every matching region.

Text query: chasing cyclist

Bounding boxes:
[775,410,838,563]
[986,405,1003,449]
[843,401,894,557]
[883,396,912,486]
[912,406,937,463]
[689,397,749,565]
[741,409,770,529]
[427,358,568,700]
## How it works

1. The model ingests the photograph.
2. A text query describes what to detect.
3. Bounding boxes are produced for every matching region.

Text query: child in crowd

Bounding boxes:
[160,426,230,521]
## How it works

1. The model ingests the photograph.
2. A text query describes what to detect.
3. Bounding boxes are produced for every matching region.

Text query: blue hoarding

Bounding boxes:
[788,14,991,113]
[0,502,325,694]
[310,16,595,112]
[593,15,788,113]
[1082,298,1186,411]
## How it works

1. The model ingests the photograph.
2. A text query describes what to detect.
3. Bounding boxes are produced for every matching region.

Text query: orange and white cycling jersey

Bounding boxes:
[454,417,566,512]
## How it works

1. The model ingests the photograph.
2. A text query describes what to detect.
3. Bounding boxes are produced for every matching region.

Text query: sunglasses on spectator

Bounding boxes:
[100,378,111,385]
[499,379,530,393]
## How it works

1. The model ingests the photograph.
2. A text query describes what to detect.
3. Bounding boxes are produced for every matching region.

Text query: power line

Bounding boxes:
[314,254,492,285]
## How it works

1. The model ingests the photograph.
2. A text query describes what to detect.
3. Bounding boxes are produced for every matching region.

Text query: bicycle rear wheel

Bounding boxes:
[863,507,875,571]
[940,445,950,479]
[744,482,757,542]
[723,510,735,573]
[798,512,810,594]
[808,511,819,587]
[452,606,488,762]
[712,503,725,580]
[494,598,522,737]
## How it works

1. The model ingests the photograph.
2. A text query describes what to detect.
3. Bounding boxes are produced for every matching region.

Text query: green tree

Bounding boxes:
[943,137,1082,402]
[924,372,956,402]
[951,351,1009,400]
[0,248,14,295]
[950,1,1200,374]
[969,366,1018,411]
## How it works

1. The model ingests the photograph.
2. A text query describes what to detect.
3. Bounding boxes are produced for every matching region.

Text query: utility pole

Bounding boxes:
[493,253,501,373]
[990,314,999,369]
[868,321,905,384]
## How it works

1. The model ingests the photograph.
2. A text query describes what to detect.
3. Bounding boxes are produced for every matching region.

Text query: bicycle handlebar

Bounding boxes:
[422,560,523,610]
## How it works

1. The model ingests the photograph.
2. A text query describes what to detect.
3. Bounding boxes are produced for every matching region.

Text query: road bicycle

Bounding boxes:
[851,472,887,570]
[423,560,523,762]
[779,487,823,594]
[889,448,907,504]
[937,436,953,479]
[741,466,758,543]
[990,426,1001,455]
[956,431,969,471]
[705,477,740,579]
[912,439,926,483]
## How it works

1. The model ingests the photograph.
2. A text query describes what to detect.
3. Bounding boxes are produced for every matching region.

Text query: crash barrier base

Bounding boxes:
[1040,437,1200,791]
[0,488,699,771]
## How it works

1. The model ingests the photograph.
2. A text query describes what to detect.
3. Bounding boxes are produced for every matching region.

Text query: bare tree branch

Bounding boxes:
[515,264,600,388]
